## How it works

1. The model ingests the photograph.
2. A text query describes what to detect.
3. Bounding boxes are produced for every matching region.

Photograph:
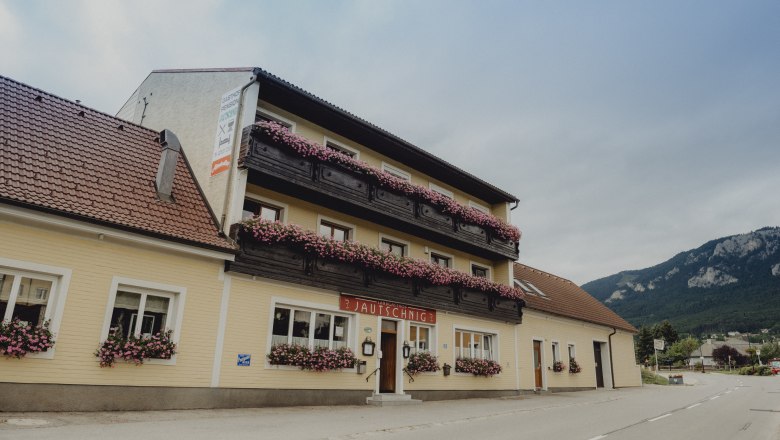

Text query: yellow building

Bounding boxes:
[0,69,639,411]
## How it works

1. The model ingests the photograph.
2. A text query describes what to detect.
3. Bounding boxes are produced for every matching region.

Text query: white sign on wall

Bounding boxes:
[210,87,242,176]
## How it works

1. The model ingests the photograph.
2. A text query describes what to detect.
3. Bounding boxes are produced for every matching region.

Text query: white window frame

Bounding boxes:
[266,296,357,371]
[428,248,455,268]
[408,321,436,355]
[256,108,296,132]
[381,162,411,182]
[323,136,360,159]
[0,257,72,360]
[469,261,493,281]
[378,234,410,257]
[453,326,499,366]
[243,193,289,224]
[551,341,560,364]
[317,215,356,242]
[468,200,490,214]
[567,343,577,362]
[429,182,454,199]
[100,277,186,365]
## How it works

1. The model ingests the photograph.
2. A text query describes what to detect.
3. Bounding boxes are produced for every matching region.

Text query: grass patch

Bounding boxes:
[641,369,669,385]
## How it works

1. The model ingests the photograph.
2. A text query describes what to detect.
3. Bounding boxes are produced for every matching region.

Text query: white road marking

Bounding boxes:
[725,390,732,394]
[686,403,702,409]
[648,414,672,422]
[587,435,607,440]
[710,396,720,400]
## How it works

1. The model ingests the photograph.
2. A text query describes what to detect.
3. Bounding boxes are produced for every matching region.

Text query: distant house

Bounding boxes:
[689,338,751,367]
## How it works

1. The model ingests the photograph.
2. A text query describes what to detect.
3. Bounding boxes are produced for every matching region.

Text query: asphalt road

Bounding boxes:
[1,372,778,440]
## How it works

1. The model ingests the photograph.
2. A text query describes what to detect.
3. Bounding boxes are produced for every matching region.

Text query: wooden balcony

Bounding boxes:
[227,231,525,324]
[241,128,519,261]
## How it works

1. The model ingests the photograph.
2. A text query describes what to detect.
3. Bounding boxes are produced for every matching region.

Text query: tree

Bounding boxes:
[635,326,655,363]
[712,345,747,367]
[759,342,780,364]
[667,337,700,366]
[653,320,679,346]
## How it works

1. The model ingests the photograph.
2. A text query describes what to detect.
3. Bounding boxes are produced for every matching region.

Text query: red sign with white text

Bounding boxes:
[339,295,436,324]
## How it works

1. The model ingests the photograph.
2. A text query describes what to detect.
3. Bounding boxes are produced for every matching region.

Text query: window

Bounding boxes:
[429,183,454,199]
[455,329,495,360]
[469,201,490,214]
[471,264,489,278]
[381,238,407,257]
[256,109,294,131]
[242,198,283,222]
[430,253,451,268]
[271,305,350,350]
[324,138,359,159]
[409,323,433,354]
[0,270,56,327]
[514,278,547,297]
[552,342,560,363]
[568,344,576,363]
[319,220,351,242]
[101,277,185,363]
[381,162,411,182]
[109,287,175,339]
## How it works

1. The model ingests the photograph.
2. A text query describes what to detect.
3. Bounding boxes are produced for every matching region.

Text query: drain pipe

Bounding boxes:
[608,327,617,389]
[219,74,259,234]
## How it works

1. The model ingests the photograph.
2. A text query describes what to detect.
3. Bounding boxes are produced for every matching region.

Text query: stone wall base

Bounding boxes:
[0,383,601,412]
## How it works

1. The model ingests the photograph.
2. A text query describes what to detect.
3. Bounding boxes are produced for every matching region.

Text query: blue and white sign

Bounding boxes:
[237,353,251,367]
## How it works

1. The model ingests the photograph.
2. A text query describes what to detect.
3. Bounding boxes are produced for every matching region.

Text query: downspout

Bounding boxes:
[608,327,617,389]
[219,74,259,233]
[510,201,519,210]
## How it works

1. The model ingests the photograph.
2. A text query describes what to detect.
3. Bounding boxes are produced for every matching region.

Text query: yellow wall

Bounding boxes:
[0,217,225,387]
[258,101,510,222]
[219,275,518,391]
[518,310,641,389]
[245,184,498,280]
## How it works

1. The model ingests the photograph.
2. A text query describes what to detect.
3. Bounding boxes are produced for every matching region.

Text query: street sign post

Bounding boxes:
[653,339,665,373]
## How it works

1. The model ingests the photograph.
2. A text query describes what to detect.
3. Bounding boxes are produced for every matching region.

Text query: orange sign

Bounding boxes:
[339,295,436,324]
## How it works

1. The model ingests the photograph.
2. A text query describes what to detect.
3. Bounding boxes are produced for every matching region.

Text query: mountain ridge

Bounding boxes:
[581,227,780,334]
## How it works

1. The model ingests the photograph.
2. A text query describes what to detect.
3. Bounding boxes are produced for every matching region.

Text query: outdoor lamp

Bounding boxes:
[362,337,375,356]
[402,341,411,359]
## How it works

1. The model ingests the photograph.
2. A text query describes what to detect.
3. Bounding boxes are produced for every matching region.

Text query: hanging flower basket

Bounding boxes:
[0,319,54,358]
[95,330,176,367]
[240,219,525,301]
[267,343,356,372]
[569,358,582,374]
[405,351,441,375]
[255,121,521,243]
[552,360,566,372]
[455,357,502,377]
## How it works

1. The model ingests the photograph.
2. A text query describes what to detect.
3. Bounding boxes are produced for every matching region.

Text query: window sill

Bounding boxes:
[12,350,55,360]
[145,357,176,366]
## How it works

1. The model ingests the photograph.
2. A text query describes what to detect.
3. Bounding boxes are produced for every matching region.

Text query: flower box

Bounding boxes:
[405,351,441,375]
[455,357,502,377]
[569,358,582,374]
[95,330,176,367]
[0,319,54,359]
[267,343,356,372]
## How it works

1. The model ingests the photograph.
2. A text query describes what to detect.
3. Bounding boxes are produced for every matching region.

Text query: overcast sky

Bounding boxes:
[3,1,779,284]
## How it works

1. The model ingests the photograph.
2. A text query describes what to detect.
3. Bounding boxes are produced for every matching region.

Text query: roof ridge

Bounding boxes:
[514,262,574,285]
[0,74,157,135]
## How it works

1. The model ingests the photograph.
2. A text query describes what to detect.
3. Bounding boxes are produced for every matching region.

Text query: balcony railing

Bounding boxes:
[241,127,519,261]
[227,228,525,324]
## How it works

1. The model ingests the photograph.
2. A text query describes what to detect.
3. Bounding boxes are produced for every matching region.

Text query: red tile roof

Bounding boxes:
[0,75,235,252]
[514,263,637,333]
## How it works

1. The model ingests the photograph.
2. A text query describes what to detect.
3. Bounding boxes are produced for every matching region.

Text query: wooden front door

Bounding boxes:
[380,321,397,393]
[533,340,543,389]
[594,341,605,388]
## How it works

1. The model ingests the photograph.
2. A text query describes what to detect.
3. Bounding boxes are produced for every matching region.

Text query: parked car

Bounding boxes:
[769,358,780,375]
